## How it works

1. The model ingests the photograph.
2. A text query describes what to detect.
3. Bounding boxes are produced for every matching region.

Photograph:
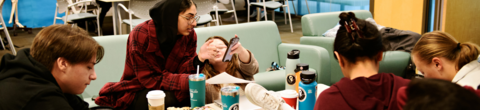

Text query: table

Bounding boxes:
[100,0,129,35]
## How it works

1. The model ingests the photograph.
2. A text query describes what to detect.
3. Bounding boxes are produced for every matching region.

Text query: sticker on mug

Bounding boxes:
[286,74,296,85]
[298,87,306,102]
[229,103,239,110]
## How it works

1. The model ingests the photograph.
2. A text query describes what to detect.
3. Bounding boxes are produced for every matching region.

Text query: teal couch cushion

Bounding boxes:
[301,10,372,37]
[84,35,129,107]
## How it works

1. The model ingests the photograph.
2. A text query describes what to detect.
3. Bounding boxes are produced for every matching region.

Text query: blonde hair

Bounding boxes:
[412,31,479,70]
[30,25,104,71]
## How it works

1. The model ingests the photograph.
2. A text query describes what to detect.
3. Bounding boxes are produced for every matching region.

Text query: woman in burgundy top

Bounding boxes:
[314,12,409,110]
[95,0,222,109]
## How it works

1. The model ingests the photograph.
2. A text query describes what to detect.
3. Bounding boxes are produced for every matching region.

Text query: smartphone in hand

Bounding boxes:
[222,37,239,62]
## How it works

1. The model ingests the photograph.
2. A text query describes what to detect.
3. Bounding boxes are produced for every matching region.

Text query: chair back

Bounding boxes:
[193,0,216,15]
[129,0,163,19]
[218,0,229,4]
[0,0,5,12]
[56,0,69,13]
[57,0,94,14]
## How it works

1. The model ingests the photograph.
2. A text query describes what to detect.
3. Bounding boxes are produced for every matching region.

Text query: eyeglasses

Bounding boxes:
[180,15,200,25]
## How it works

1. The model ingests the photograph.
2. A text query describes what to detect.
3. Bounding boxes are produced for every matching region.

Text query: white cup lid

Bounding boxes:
[281,90,298,98]
[146,90,165,99]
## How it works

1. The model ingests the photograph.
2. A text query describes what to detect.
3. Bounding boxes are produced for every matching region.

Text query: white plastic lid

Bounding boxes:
[281,90,298,98]
[146,90,165,99]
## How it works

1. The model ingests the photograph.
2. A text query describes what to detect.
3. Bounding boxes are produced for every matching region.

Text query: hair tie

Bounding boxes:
[457,43,461,50]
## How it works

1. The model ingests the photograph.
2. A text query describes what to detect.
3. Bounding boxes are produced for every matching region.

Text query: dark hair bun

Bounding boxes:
[339,12,357,24]
[333,11,385,63]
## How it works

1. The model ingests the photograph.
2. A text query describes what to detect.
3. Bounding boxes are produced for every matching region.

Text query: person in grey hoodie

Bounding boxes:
[0,25,104,110]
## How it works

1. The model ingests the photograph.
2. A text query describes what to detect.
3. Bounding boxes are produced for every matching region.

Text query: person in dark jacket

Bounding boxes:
[314,12,410,110]
[0,25,104,110]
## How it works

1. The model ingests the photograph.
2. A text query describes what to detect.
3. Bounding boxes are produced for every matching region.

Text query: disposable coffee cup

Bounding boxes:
[147,90,166,110]
[281,90,298,109]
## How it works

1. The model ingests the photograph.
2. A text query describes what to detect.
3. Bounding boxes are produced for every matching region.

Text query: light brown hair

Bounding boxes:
[202,36,240,79]
[30,25,104,71]
[412,31,479,70]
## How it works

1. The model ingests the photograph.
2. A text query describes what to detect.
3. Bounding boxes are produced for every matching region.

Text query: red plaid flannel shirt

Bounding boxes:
[95,20,202,109]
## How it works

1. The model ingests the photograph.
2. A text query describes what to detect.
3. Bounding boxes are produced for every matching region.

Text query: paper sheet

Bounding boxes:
[206,72,255,84]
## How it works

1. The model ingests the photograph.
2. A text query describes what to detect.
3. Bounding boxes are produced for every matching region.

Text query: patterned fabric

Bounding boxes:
[95,20,203,109]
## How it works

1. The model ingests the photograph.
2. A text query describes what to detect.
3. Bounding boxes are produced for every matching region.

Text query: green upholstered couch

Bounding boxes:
[84,21,330,107]
[300,10,411,85]
[194,21,330,91]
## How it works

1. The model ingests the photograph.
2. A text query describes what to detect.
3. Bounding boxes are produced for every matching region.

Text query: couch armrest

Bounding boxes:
[83,35,129,107]
[254,70,286,91]
[300,37,339,85]
[277,43,331,85]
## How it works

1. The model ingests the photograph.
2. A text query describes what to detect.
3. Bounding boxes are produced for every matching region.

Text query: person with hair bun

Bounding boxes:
[410,31,480,88]
[395,31,480,109]
[314,12,410,110]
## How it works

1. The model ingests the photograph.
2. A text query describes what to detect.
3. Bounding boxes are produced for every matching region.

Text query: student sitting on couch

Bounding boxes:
[410,31,480,88]
[94,0,222,109]
[202,35,259,103]
[314,12,410,110]
[396,31,480,108]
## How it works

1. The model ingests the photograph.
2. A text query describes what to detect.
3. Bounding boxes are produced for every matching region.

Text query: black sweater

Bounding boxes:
[0,48,89,110]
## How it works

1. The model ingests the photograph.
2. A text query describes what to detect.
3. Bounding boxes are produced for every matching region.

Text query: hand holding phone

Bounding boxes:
[222,37,239,62]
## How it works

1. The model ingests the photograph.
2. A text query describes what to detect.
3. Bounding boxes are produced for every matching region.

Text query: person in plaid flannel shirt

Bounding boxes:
[95,0,224,109]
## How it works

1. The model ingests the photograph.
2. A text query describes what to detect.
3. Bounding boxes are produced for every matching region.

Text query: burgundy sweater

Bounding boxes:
[315,73,410,110]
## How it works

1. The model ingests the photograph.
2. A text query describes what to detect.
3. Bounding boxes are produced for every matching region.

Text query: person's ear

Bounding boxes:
[376,52,383,62]
[432,57,443,71]
[56,57,69,73]
[334,51,345,67]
